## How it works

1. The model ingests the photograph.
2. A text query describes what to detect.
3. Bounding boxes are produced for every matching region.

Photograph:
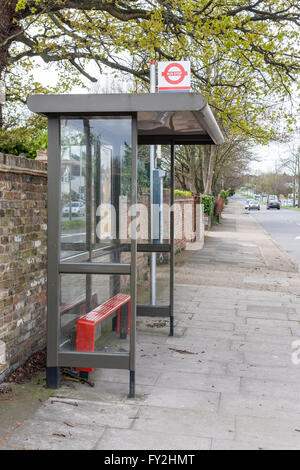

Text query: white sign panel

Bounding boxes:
[0,81,5,104]
[157,61,190,92]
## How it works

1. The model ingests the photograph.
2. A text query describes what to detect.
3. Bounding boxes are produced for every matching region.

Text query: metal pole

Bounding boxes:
[84,119,93,313]
[157,145,163,243]
[129,114,138,398]
[170,143,175,336]
[80,119,93,381]
[79,144,82,197]
[150,61,156,305]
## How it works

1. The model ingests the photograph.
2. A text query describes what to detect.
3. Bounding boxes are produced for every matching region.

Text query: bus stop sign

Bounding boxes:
[158,61,190,93]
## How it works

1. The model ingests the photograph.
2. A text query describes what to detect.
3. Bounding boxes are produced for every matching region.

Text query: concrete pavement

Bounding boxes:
[2,199,300,450]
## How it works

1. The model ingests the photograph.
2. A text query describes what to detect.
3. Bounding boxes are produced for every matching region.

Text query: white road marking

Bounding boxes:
[61,232,86,239]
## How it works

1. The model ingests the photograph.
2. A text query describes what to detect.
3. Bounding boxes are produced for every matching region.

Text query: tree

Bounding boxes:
[0,0,299,130]
[173,131,254,195]
[212,135,254,194]
[244,170,293,197]
[173,145,203,193]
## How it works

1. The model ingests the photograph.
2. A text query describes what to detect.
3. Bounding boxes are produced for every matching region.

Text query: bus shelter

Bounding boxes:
[28,93,224,397]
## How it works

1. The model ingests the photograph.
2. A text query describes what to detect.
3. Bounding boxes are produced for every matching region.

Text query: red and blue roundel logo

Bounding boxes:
[162,62,188,85]
[158,61,191,92]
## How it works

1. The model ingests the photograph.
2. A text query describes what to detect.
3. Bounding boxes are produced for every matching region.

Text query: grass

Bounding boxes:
[237,190,250,197]
[281,206,300,211]
[61,219,86,230]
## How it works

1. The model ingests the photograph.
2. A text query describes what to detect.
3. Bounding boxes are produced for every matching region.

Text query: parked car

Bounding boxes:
[248,199,260,210]
[244,199,250,210]
[284,199,298,207]
[267,195,280,210]
[62,201,85,217]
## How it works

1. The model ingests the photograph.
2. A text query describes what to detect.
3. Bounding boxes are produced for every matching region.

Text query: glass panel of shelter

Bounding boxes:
[134,145,171,308]
[59,116,133,356]
[59,273,131,354]
[60,117,132,263]
[117,143,174,334]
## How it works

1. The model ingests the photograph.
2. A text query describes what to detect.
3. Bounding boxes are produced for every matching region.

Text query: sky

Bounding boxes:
[251,140,300,174]
[251,120,300,174]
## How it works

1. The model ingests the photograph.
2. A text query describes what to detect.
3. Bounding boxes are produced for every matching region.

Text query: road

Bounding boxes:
[234,193,300,270]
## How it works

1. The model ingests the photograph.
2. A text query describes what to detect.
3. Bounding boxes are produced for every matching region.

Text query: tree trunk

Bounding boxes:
[0,0,19,127]
[203,146,217,195]
[293,174,296,207]
[202,146,209,193]
[188,147,197,194]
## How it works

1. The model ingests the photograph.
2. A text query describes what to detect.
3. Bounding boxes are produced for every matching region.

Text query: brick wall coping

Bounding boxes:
[0,153,47,177]
[173,196,194,202]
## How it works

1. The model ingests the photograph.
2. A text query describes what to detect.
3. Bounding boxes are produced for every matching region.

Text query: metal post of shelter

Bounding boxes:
[46,116,61,389]
[129,114,138,398]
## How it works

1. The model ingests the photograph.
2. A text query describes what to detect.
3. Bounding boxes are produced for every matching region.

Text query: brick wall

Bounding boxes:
[0,154,47,378]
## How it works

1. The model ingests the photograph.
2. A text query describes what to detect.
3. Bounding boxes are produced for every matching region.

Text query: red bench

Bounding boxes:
[75,293,131,372]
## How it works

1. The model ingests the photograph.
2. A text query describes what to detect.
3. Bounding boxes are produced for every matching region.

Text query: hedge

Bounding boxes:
[201,194,214,216]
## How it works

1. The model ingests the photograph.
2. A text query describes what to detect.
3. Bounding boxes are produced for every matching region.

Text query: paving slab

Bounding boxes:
[219,392,300,420]
[233,325,292,338]
[132,406,235,441]
[236,415,300,449]
[241,378,300,399]
[136,355,228,376]
[2,419,105,450]
[156,370,240,394]
[97,428,212,450]
[231,339,293,355]
[211,438,294,450]
[183,327,245,341]
[186,311,240,323]
[165,335,232,351]
[237,308,288,321]
[141,386,219,411]
[33,398,140,429]
[58,380,153,401]
[246,317,299,329]
[177,318,235,331]
[94,367,160,386]
[228,363,300,383]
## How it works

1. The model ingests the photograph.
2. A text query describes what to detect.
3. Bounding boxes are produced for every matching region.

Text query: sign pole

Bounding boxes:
[157,60,191,336]
[150,61,156,305]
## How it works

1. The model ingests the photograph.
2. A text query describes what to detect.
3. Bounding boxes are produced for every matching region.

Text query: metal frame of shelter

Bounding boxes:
[28,93,224,398]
